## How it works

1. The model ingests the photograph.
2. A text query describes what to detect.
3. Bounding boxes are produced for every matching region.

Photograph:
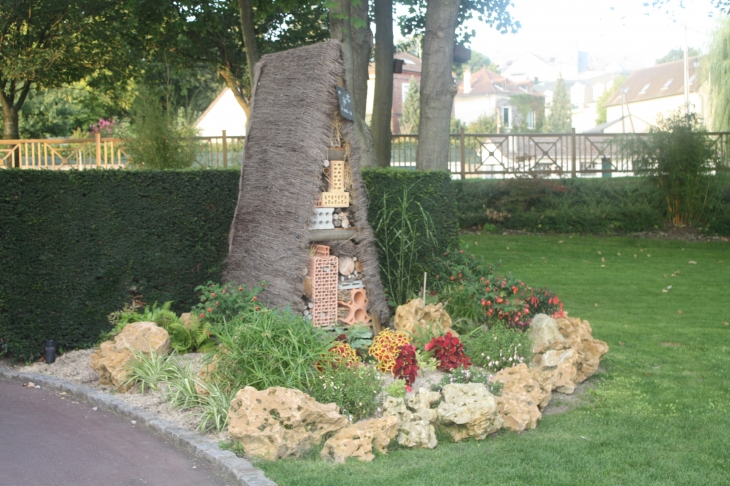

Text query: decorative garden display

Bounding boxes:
[223,40,389,330]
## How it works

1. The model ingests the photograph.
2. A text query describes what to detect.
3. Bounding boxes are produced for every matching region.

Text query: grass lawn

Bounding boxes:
[256,234,730,486]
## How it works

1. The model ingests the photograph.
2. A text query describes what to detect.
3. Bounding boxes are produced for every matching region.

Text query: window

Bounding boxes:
[639,83,651,95]
[527,110,535,129]
[661,78,674,90]
[502,107,511,128]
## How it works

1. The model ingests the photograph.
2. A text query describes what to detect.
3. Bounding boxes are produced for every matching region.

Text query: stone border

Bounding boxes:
[0,367,276,486]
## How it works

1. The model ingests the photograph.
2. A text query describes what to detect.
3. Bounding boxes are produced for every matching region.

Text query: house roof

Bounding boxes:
[606,58,701,107]
[456,68,540,97]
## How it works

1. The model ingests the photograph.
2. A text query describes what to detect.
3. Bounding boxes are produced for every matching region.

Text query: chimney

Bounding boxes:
[464,68,472,94]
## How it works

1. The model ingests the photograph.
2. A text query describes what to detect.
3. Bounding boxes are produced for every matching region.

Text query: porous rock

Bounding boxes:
[527,314,567,353]
[382,393,439,449]
[556,317,609,383]
[437,383,502,442]
[394,298,456,337]
[531,343,579,394]
[227,386,348,461]
[90,322,171,392]
[493,363,552,431]
[320,416,398,463]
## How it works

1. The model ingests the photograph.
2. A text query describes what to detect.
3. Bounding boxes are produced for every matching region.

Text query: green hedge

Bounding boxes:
[362,168,459,255]
[453,177,670,234]
[0,170,240,359]
[0,168,459,359]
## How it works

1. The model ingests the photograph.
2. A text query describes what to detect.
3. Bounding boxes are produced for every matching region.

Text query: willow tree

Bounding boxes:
[707,16,730,131]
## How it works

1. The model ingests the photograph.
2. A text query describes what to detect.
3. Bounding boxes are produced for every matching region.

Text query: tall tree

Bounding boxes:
[706,16,730,131]
[595,75,625,125]
[545,75,572,133]
[142,0,329,117]
[656,47,702,64]
[399,0,518,170]
[329,0,376,167]
[372,0,394,167]
[0,0,122,141]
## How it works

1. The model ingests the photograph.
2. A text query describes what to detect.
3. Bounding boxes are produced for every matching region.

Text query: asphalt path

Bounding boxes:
[0,378,230,486]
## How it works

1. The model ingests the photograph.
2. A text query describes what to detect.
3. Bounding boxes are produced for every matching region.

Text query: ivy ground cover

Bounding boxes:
[258,234,730,485]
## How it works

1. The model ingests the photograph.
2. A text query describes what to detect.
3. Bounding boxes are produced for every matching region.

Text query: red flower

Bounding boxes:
[207,307,212,313]
[252,296,258,301]
[199,313,205,319]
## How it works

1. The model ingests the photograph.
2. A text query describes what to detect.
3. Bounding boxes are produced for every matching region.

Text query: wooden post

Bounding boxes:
[222,130,228,168]
[570,127,576,178]
[460,126,466,180]
[95,132,102,168]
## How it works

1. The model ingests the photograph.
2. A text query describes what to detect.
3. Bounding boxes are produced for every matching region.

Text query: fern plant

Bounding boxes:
[103,301,215,353]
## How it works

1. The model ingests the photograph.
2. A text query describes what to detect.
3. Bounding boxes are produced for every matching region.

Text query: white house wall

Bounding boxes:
[195,88,248,137]
[454,95,500,124]
[605,92,705,132]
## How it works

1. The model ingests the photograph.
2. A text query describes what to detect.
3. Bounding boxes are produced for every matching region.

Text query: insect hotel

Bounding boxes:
[224,41,389,332]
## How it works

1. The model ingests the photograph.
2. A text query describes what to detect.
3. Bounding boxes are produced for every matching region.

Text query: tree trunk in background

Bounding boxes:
[416,0,460,170]
[237,0,261,87]
[372,0,394,167]
[329,0,376,167]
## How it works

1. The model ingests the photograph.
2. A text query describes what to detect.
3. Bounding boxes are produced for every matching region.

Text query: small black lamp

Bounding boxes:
[45,340,56,364]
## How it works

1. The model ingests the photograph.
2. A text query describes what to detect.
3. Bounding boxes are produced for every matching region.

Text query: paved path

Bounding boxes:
[0,378,230,486]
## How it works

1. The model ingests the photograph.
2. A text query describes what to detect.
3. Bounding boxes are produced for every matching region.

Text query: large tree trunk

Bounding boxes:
[1,82,30,168]
[416,0,461,171]
[237,0,261,86]
[329,0,376,167]
[372,0,394,167]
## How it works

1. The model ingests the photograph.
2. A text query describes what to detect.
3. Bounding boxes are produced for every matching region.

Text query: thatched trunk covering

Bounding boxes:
[224,41,389,327]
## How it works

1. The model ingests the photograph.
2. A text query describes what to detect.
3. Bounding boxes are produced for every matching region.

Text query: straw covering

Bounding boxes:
[224,41,389,326]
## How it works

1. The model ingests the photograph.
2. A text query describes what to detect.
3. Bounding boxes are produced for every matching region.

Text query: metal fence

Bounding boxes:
[4,130,730,177]
[392,130,730,178]
[0,131,245,170]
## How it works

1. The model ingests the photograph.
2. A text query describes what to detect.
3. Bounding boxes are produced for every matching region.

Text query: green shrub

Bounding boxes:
[102,301,215,353]
[208,308,330,392]
[623,111,721,226]
[308,363,383,421]
[385,379,407,398]
[191,281,263,328]
[124,88,200,170]
[462,325,532,373]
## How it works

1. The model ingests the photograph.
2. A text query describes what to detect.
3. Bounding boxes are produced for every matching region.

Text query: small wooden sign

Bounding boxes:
[336,86,354,121]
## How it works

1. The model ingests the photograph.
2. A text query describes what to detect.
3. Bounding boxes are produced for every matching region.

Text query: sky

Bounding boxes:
[401,0,722,69]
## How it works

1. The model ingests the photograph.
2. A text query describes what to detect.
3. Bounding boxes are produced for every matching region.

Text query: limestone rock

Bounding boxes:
[320,416,398,463]
[90,322,170,392]
[494,363,552,410]
[532,344,579,394]
[556,317,609,383]
[437,384,502,442]
[394,299,456,338]
[493,364,550,432]
[382,394,438,449]
[228,386,348,461]
[527,314,567,353]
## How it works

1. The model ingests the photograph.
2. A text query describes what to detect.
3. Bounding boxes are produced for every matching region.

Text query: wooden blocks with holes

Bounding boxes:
[307,245,338,327]
[337,288,370,326]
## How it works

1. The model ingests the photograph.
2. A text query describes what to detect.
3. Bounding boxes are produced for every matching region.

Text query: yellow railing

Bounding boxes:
[0,131,247,170]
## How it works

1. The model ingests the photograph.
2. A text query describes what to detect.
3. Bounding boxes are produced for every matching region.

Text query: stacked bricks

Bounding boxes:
[318,160,350,208]
[337,288,370,326]
[307,245,339,327]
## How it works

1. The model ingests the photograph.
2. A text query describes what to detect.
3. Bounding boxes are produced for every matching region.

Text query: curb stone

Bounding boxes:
[0,367,276,486]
